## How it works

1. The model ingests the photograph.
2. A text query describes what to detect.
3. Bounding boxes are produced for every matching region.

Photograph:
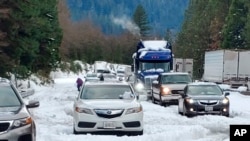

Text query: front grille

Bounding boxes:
[171,90,183,94]
[0,122,10,132]
[78,122,96,128]
[200,102,217,105]
[123,121,141,128]
[95,109,124,119]
[199,100,218,106]
[144,78,152,89]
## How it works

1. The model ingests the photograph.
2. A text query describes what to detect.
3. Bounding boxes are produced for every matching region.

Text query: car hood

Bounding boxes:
[188,95,225,100]
[162,84,188,89]
[0,105,30,120]
[76,99,140,109]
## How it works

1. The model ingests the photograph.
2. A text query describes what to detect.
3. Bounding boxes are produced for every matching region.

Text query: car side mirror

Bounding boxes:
[26,100,40,108]
[180,92,186,98]
[179,91,184,95]
[224,92,230,96]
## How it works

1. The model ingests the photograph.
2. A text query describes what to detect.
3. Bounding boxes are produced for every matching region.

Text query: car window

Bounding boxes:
[187,85,222,95]
[81,85,134,99]
[162,74,192,84]
[0,86,21,107]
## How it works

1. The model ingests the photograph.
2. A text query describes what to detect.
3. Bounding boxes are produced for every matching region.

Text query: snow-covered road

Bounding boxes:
[26,77,250,141]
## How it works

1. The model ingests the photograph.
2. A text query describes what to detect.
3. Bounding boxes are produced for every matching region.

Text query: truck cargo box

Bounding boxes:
[203,50,238,83]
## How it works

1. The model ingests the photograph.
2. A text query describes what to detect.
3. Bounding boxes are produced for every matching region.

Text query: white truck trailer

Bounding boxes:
[203,50,250,89]
[173,58,193,78]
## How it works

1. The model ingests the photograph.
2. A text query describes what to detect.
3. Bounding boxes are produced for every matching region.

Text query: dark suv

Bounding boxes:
[0,77,39,141]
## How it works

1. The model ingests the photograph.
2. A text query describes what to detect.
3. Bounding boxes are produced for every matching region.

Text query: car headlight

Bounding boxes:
[161,87,171,95]
[12,117,32,129]
[75,107,93,115]
[125,105,143,115]
[222,98,229,104]
[186,98,195,104]
[135,83,144,91]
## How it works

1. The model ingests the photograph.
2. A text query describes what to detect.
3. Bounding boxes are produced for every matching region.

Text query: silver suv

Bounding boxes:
[0,77,39,141]
[151,72,192,106]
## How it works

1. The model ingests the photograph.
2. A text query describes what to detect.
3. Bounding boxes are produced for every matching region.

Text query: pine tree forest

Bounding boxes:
[175,0,250,79]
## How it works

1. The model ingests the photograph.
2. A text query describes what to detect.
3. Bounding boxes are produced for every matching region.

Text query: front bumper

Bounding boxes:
[184,102,229,116]
[162,95,181,104]
[73,111,143,133]
[0,121,34,141]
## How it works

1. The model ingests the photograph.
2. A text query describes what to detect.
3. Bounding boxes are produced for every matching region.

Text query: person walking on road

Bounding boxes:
[76,77,83,91]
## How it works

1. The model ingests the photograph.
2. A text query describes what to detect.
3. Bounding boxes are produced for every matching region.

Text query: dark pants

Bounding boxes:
[77,85,82,91]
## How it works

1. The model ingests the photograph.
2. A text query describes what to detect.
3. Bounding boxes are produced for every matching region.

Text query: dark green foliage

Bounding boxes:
[133,4,151,38]
[175,0,232,79]
[222,0,249,49]
[69,61,82,74]
[1,0,62,78]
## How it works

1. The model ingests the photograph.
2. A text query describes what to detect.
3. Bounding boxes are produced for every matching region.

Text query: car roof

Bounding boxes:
[84,80,129,86]
[188,82,218,86]
[161,72,190,75]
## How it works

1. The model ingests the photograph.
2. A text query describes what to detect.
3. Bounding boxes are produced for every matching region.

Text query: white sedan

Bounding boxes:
[73,81,144,135]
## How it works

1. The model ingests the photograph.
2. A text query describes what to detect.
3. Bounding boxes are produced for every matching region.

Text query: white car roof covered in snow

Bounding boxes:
[188,82,218,86]
[161,72,190,75]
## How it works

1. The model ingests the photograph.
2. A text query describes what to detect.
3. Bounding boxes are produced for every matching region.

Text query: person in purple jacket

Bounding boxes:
[76,77,83,91]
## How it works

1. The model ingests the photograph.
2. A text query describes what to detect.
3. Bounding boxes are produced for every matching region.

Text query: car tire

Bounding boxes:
[183,105,193,117]
[151,90,156,104]
[159,94,165,107]
[178,105,183,115]
[129,130,143,136]
[73,126,80,135]
[223,112,230,117]
[183,105,187,116]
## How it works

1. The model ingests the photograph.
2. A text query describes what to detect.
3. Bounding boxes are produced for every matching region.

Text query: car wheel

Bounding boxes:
[159,94,166,107]
[183,105,187,116]
[223,112,230,117]
[73,125,80,135]
[129,130,143,136]
[183,105,193,117]
[151,90,156,104]
[178,104,183,115]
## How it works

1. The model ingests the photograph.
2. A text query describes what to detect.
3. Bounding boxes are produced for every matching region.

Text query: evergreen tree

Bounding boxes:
[133,4,151,38]
[242,1,250,48]
[221,0,248,49]
[3,0,62,78]
[175,0,231,79]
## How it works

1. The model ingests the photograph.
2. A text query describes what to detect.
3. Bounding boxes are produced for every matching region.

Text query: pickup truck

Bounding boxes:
[151,72,192,106]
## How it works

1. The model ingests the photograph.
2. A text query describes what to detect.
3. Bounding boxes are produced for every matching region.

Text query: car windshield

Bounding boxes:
[104,74,116,79]
[187,85,223,95]
[0,86,21,107]
[162,74,192,84]
[80,85,134,99]
[86,73,97,77]
[139,62,170,72]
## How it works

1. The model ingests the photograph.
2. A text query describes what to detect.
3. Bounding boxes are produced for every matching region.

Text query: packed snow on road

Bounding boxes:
[24,71,250,141]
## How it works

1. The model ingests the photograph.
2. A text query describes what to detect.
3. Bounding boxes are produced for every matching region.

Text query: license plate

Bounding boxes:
[205,106,213,111]
[103,121,115,129]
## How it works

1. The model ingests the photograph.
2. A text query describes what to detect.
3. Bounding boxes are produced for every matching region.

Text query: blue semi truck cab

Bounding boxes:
[132,40,173,99]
